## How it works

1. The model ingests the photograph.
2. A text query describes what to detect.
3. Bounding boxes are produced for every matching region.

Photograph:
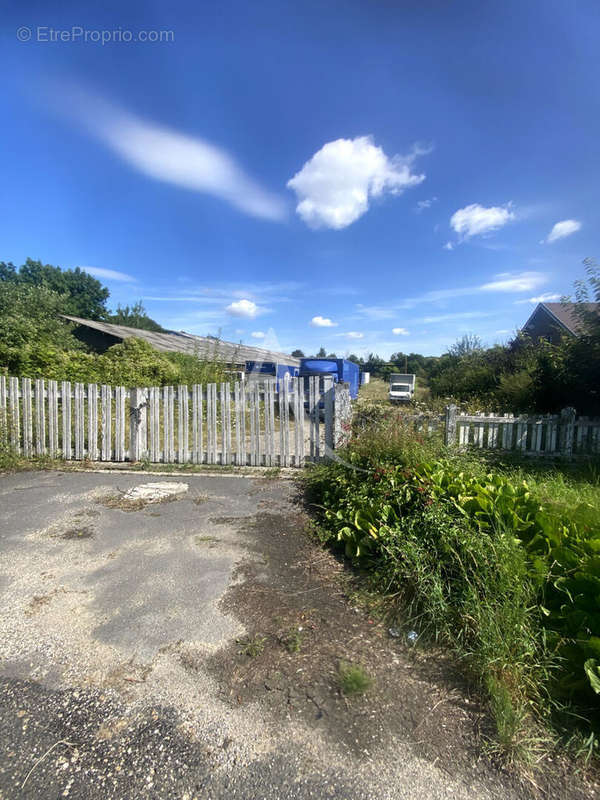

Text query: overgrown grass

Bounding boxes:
[305,411,600,764]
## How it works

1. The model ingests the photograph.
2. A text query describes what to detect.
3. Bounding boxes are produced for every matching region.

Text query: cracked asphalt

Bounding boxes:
[0,470,590,799]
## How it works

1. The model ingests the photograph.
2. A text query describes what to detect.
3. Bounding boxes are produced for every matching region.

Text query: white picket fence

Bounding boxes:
[444,405,600,457]
[0,375,351,468]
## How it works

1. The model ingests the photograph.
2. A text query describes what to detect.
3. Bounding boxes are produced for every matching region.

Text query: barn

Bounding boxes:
[61,315,300,370]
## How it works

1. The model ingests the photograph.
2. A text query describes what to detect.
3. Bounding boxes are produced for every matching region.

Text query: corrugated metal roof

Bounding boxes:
[61,315,300,367]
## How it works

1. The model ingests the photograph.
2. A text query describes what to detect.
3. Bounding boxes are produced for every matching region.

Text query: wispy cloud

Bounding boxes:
[415,197,437,213]
[443,241,454,251]
[392,327,410,335]
[287,136,428,229]
[56,84,286,222]
[542,219,582,244]
[354,272,548,319]
[310,315,338,327]
[421,311,490,324]
[515,292,562,304]
[80,266,136,282]
[251,331,266,339]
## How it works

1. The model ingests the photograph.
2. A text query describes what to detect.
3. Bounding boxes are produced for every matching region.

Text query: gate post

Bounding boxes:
[333,382,352,450]
[559,407,576,457]
[323,376,334,457]
[444,404,458,447]
[129,387,148,462]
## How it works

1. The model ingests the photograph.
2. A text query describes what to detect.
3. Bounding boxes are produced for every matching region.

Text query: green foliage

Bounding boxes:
[1,258,109,319]
[108,301,165,332]
[338,661,373,696]
[306,419,600,753]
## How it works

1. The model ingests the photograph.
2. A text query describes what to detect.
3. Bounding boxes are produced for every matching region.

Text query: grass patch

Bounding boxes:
[337,661,373,696]
[280,628,303,653]
[238,635,267,658]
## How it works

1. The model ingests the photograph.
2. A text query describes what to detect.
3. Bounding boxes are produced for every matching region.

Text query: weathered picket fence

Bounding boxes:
[0,375,351,468]
[444,405,600,457]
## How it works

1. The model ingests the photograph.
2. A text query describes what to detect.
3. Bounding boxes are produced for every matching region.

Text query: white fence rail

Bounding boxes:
[444,405,600,457]
[0,375,352,468]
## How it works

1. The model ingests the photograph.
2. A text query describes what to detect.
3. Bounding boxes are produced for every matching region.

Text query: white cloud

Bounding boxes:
[287,136,426,229]
[226,299,264,318]
[80,266,136,282]
[515,292,561,304]
[443,241,454,251]
[544,219,582,244]
[422,311,490,323]
[392,327,409,335]
[345,331,364,339]
[250,331,266,339]
[310,315,338,327]
[450,203,515,240]
[480,271,546,292]
[59,85,286,222]
[415,197,437,213]
[495,329,511,335]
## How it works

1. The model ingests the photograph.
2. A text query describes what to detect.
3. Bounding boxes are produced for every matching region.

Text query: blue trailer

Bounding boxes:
[298,358,360,400]
[245,360,299,391]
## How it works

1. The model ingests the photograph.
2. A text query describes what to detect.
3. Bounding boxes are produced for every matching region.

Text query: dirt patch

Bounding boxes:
[96,492,182,513]
[205,507,596,800]
[61,526,94,540]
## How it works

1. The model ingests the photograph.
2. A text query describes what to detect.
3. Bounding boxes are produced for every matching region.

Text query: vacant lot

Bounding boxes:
[0,470,593,799]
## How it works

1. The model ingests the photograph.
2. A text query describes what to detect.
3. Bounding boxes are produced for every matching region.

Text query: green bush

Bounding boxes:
[306,429,600,753]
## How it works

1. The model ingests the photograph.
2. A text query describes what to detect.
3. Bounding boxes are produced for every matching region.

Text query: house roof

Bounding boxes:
[522,302,599,337]
[61,315,300,368]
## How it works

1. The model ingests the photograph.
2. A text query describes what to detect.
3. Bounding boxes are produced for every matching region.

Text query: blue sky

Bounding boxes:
[2,0,599,357]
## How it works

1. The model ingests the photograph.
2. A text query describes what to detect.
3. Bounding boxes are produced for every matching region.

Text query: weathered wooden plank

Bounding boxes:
[254,381,262,466]
[87,383,98,461]
[73,383,84,459]
[237,381,246,466]
[458,416,468,448]
[488,413,498,449]
[310,376,320,462]
[280,376,290,467]
[501,414,512,450]
[22,378,33,458]
[61,381,72,460]
[293,377,304,467]
[48,380,59,458]
[203,383,213,464]
[34,379,45,456]
[191,385,200,464]
[0,376,6,446]
[162,386,174,463]
[178,385,189,464]
[114,386,126,461]
[219,383,229,465]
[101,384,112,461]
[516,418,527,451]
[247,382,256,466]
[8,377,21,453]
[263,380,273,467]
[323,375,334,459]
[234,382,242,466]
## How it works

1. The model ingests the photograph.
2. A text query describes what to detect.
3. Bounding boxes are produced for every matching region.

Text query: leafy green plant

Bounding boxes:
[338,661,373,696]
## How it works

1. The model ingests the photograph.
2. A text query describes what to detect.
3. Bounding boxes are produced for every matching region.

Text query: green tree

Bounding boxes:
[316,347,327,358]
[109,301,165,332]
[0,258,110,319]
[291,349,305,358]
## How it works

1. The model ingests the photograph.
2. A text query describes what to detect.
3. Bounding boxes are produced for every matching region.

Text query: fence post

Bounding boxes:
[129,387,148,462]
[333,382,352,449]
[444,404,457,447]
[559,407,576,457]
[323,375,335,457]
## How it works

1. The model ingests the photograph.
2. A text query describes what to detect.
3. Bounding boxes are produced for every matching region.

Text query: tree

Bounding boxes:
[0,258,110,319]
[109,301,165,332]
[316,347,327,358]
[448,334,483,358]
[291,349,305,358]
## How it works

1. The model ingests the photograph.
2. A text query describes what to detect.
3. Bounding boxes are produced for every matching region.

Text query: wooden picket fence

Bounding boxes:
[0,375,351,468]
[444,405,600,457]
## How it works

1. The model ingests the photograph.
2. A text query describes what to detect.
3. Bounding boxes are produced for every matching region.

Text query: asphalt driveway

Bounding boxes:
[0,469,589,800]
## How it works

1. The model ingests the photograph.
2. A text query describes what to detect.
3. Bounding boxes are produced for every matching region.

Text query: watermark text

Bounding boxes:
[17,26,175,45]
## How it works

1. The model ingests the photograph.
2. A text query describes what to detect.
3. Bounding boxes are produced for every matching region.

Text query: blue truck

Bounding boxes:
[245,361,299,391]
[298,358,360,400]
